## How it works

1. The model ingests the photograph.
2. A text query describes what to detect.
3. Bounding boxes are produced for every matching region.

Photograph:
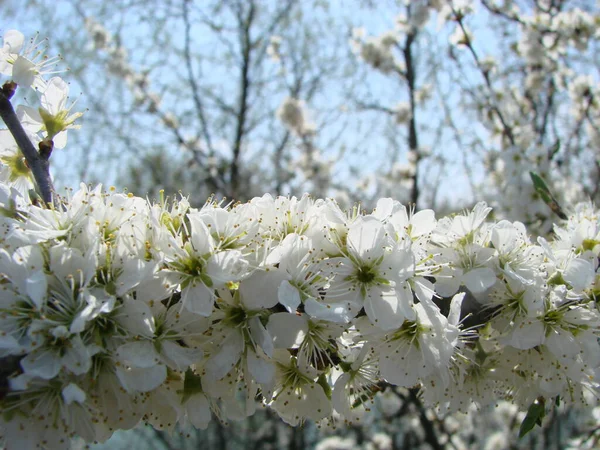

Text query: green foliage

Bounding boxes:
[519,397,546,438]
[529,172,568,220]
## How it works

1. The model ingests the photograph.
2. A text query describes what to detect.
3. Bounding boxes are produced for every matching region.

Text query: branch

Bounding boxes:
[0,84,56,206]
[229,0,255,199]
[408,388,444,450]
[452,10,516,147]
[403,25,420,209]
[183,0,216,158]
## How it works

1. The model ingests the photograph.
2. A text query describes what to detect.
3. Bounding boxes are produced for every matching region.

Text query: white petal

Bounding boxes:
[249,316,274,357]
[463,267,496,293]
[116,341,161,368]
[115,298,156,338]
[506,318,545,350]
[187,214,213,254]
[304,297,356,323]
[410,209,436,236]
[186,394,212,430]
[491,221,517,253]
[12,56,36,88]
[239,269,284,310]
[278,280,301,312]
[41,77,68,114]
[62,383,86,405]
[304,383,332,421]
[395,282,416,321]
[62,336,92,375]
[3,30,24,54]
[16,105,42,133]
[383,247,415,282]
[207,250,249,286]
[434,274,461,298]
[0,334,20,352]
[116,364,167,392]
[266,313,307,349]
[563,258,594,292]
[160,340,203,371]
[52,131,68,149]
[347,216,386,261]
[448,293,465,326]
[364,286,405,330]
[183,282,215,316]
[246,349,275,384]
[206,331,244,380]
[380,345,421,387]
[372,198,399,220]
[25,270,47,309]
[20,349,61,379]
[413,277,435,304]
[545,327,579,364]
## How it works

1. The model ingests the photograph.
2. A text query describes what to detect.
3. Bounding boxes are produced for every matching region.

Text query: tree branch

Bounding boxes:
[183,0,216,158]
[0,85,56,206]
[229,0,255,199]
[403,26,420,209]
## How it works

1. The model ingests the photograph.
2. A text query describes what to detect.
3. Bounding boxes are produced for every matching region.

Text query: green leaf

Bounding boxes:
[180,368,204,403]
[548,140,561,159]
[519,397,546,438]
[529,172,568,220]
[317,373,332,400]
[530,172,551,196]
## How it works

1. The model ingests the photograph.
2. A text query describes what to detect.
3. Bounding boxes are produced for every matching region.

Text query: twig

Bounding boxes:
[452,10,516,147]
[0,84,56,206]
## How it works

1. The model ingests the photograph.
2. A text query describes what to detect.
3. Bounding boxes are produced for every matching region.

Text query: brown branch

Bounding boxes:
[452,10,516,148]
[408,388,444,450]
[183,0,216,158]
[229,0,255,200]
[0,84,56,206]
[403,25,420,209]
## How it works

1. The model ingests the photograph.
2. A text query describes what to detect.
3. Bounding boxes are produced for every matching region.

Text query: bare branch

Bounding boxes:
[183,0,216,158]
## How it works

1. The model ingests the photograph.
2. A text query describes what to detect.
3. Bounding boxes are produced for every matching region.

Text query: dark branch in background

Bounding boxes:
[403,14,420,209]
[0,83,56,206]
[183,0,217,159]
[452,9,516,148]
[408,388,443,450]
[229,0,255,200]
[227,0,296,200]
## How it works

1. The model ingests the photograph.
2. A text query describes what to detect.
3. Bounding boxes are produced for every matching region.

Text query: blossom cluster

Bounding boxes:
[0,181,598,447]
[1,27,600,450]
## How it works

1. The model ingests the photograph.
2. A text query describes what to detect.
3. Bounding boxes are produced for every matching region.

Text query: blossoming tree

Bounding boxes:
[1,1,600,449]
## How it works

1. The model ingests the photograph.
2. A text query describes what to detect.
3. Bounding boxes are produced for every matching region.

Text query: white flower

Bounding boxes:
[331,342,379,422]
[268,312,344,369]
[277,97,314,136]
[17,76,83,148]
[369,294,464,388]
[204,272,279,384]
[162,211,250,316]
[270,350,332,426]
[0,30,62,90]
[492,220,544,287]
[0,129,36,197]
[327,216,416,330]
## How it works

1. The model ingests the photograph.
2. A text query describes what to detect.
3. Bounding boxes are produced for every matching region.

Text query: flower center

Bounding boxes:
[356,265,377,284]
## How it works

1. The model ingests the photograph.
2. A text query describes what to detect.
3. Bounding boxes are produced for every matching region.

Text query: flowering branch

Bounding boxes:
[0,83,55,205]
